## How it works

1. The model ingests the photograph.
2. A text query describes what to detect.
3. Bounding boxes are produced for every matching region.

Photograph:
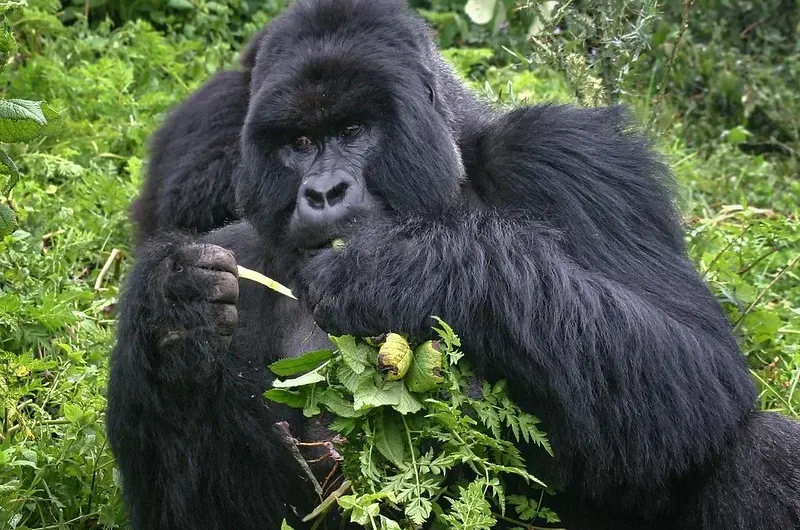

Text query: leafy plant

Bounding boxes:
[267,321,559,529]
[0,0,61,238]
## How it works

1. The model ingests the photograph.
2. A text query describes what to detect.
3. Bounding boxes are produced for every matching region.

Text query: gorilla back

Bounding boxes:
[108,1,800,529]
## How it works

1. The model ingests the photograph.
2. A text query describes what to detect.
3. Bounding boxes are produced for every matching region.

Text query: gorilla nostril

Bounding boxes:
[326,182,349,206]
[304,188,326,209]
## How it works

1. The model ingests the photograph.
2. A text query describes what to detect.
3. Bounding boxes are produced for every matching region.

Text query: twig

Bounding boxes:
[734,252,800,328]
[492,511,566,530]
[648,0,694,129]
[738,238,800,275]
[301,479,352,523]
[83,0,90,19]
[273,421,324,499]
[94,248,121,290]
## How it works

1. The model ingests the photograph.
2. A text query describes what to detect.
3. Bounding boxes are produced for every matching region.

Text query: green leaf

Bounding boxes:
[167,0,194,10]
[337,362,374,394]
[0,28,16,61]
[0,1,27,12]
[1,148,19,195]
[374,411,406,467]
[280,519,295,530]
[405,341,444,393]
[353,377,403,411]
[263,388,307,408]
[0,99,52,143]
[272,369,326,388]
[393,382,423,415]
[38,103,63,138]
[0,202,16,238]
[464,0,497,25]
[319,387,364,418]
[331,335,372,374]
[269,349,334,376]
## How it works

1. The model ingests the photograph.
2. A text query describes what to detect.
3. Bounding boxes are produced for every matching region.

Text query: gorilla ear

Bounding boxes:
[426,82,436,109]
[423,67,439,110]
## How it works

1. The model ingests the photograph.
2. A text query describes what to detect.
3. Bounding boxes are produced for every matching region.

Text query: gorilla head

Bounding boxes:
[237,0,468,255]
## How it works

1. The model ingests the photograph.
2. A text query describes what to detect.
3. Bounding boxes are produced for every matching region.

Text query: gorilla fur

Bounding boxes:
[108,0,800,529]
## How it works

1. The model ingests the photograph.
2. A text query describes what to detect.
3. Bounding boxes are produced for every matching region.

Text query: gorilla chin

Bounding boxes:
[108,0,800,529]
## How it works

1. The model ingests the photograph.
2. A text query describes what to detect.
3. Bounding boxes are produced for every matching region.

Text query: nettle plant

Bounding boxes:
[265,316,559,530]
[0,0,61,238]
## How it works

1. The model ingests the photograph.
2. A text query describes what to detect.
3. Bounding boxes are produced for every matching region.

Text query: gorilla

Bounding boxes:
[107,0,800,529]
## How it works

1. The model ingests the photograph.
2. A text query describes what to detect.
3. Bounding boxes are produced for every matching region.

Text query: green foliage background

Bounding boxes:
[0,0,798,527]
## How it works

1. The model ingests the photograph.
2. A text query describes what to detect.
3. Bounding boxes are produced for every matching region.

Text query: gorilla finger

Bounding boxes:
[177,243,238,275]
[167,268,239,303]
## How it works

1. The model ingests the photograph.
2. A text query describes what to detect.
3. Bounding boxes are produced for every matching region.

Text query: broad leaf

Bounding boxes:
[0,148,19,195]
[353,377,403,411]
[393,383,423,415]
[268,349,334,376]
[0,99,55,143]
[374,411,406,467]
[319,387,364,418]
[464,0,497,25]
[167,0,194,10]
[331,334,372,374]
[0,202,16,238]
[272,369,326,388]
[263,388,308,408]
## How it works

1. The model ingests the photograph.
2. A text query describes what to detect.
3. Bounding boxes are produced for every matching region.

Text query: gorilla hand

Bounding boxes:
[118,238,239,386]
[295,224,436,342]
[158,243,239,351]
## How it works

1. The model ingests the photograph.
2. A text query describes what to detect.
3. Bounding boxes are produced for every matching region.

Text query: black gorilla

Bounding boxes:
[107,0,800,529]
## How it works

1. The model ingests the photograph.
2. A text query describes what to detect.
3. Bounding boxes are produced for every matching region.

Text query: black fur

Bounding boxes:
[108,0,800,529]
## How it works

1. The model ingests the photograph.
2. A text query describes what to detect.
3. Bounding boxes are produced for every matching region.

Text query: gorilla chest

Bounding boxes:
[236,284,333,368]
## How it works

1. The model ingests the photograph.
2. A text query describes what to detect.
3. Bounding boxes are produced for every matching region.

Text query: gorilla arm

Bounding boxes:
[296,105,757,511]
[106,229,320,530]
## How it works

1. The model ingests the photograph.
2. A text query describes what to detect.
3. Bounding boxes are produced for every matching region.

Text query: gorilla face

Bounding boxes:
[237,0,465,258]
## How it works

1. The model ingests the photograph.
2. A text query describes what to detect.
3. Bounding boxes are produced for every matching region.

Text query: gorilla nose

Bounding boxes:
[296,174,360,227]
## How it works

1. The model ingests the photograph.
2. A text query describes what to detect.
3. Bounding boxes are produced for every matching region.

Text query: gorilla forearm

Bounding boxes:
[107,233,314,529]
[301,203,754,500]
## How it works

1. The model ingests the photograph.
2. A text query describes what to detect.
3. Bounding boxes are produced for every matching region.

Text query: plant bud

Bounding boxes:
[377,333,413,381]
[405,341,445,393]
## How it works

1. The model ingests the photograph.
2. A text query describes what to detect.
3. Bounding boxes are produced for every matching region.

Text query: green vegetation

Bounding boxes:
[1,0,798,528]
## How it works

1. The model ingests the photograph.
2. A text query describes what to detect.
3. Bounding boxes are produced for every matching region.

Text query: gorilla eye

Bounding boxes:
[293,135,314,149]
[340,124,362,139]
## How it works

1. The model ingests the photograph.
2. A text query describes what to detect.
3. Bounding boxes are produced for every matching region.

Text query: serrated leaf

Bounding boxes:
[62,403,83,424]
[0,202,16,238]
[0,28,16,55]
[269,349,334,376]
[0,99,51,143]
[263,388,307,408]
[353,377,403,411]
[331,335,371,374]
[319,387,364,418]
[272,369,326,388]
[337,362,374,394]
[374,411,406,467]
[464,0,497,25]
[393,382,423,415]
[38,103,63,138]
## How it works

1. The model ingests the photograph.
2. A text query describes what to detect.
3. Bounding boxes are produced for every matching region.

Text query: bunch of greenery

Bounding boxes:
[265,320,559,530]
[0,1,61,238]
